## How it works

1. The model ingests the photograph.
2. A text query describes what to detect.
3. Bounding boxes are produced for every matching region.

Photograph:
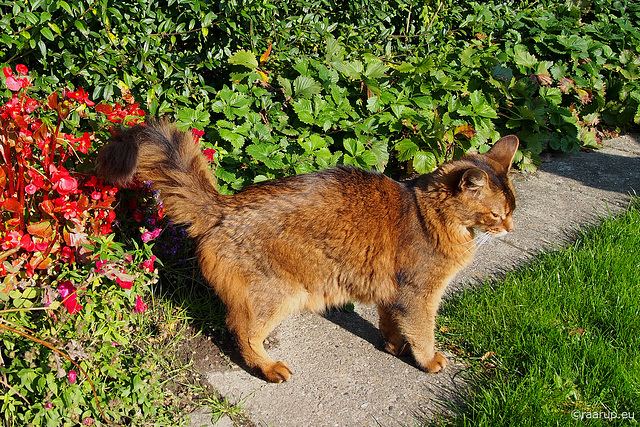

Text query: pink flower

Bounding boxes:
[25,183,38,194]
[2,230,23,250]
[141,255,156,272]
[45,402,53,409]
[50,165,79,196]
[68,370,77,384]
[141,228,161,243]
[3,66,30,91]
[54,175,79,195]
[124,254,133,263]
[134,295,148,313]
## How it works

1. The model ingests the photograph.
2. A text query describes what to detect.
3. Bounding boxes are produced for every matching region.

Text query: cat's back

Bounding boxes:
[215,165,417,243]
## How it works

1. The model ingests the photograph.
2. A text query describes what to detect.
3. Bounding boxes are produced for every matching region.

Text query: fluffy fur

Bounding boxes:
[97,119,519,382]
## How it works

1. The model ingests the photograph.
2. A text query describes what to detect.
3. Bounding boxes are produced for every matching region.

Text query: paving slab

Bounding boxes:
[191,134,640,427]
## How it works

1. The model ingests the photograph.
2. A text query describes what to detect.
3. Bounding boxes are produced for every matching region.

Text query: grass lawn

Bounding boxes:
[437,198,640,426]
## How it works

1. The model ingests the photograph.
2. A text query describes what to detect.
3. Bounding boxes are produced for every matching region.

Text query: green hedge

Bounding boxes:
[2,0,639,191]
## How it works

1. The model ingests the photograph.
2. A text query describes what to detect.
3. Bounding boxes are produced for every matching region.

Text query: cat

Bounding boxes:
[97,119,518,383]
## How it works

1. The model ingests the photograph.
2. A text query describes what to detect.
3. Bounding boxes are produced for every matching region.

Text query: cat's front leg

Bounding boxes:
[393,290,448,373]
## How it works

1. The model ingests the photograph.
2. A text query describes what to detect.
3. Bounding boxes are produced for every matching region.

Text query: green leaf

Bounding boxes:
[367,96,382,113]
[215,167,237,184]
[74,20,87,34]
[293,75,322,99]
[395,138,419,161]
[364,59,388,79]
[300,134,327,152]
[343,138,360,156]
[412,150,437,174]
[219,128,245,149]
[292,99,315,124]
[326,36,344,62]
[492,64,513,82]
[40,27,55,41]
[540,87,563,106]
[513,44,537,69]
[228,50,259,70]
[176,108,210,129]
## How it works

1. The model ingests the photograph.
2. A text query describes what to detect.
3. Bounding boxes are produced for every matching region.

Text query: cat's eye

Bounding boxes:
[490,211,501,219]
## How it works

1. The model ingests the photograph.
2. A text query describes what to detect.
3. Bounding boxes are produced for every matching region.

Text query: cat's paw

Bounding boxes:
[422,351,447,373]
[263,361,292,383]
[384,340,411,357]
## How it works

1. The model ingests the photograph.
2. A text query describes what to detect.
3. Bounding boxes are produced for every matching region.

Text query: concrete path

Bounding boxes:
[189,134,640,427]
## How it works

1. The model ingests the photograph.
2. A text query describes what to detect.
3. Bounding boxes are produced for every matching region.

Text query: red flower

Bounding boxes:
[116,277,133,290]
[20,234,35,252]
[70,132,92,154]
[66,87,95,107]
[141,255,156,272]
[134,295,148,313]
[15,64,28,75]
[191,128,205,144]
[203,148,216,162]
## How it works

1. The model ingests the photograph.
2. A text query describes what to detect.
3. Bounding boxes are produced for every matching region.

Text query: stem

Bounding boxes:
[0,245,22,263]
[1,130,15,196]
[0,378,30,405]
[17,153,25,228]
[47,121,62,178]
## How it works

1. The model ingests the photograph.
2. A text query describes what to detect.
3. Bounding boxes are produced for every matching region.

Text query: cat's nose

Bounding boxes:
[504,217,514,233]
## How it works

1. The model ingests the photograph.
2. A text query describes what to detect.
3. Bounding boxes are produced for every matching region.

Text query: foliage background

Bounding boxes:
[2,0,639,191]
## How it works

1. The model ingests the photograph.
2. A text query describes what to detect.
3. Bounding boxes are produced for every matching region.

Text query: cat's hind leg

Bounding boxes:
[377,304,410,356]
[225,289,298,383]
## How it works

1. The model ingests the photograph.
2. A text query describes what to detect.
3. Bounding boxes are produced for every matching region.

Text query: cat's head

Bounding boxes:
[441,135,519,237]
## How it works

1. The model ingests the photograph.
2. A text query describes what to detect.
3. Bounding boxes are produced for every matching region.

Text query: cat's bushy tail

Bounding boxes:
[96,119,222,233]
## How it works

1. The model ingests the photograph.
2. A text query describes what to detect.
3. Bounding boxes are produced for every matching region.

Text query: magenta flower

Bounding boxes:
[58,281,83,314]
[68,370,77,384]
[141,227,162,243]
[134,295,148,313]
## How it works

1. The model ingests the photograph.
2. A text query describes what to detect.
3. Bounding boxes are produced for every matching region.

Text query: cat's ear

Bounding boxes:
[485,135,519,172]
[460,168,488,192]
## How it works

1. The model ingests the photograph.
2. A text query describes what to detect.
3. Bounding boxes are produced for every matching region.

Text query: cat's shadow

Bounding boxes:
[210,308,418,380]
[321,308,417,367]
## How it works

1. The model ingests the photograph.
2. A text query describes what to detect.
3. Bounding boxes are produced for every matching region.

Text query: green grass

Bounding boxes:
[437,199,640,426]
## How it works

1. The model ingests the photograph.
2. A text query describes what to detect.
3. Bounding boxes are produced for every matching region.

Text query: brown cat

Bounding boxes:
[97,119,518,383]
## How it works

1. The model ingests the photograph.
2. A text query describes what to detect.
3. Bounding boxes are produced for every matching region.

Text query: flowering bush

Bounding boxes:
[0,66,199,425]
[0,65,148,285]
